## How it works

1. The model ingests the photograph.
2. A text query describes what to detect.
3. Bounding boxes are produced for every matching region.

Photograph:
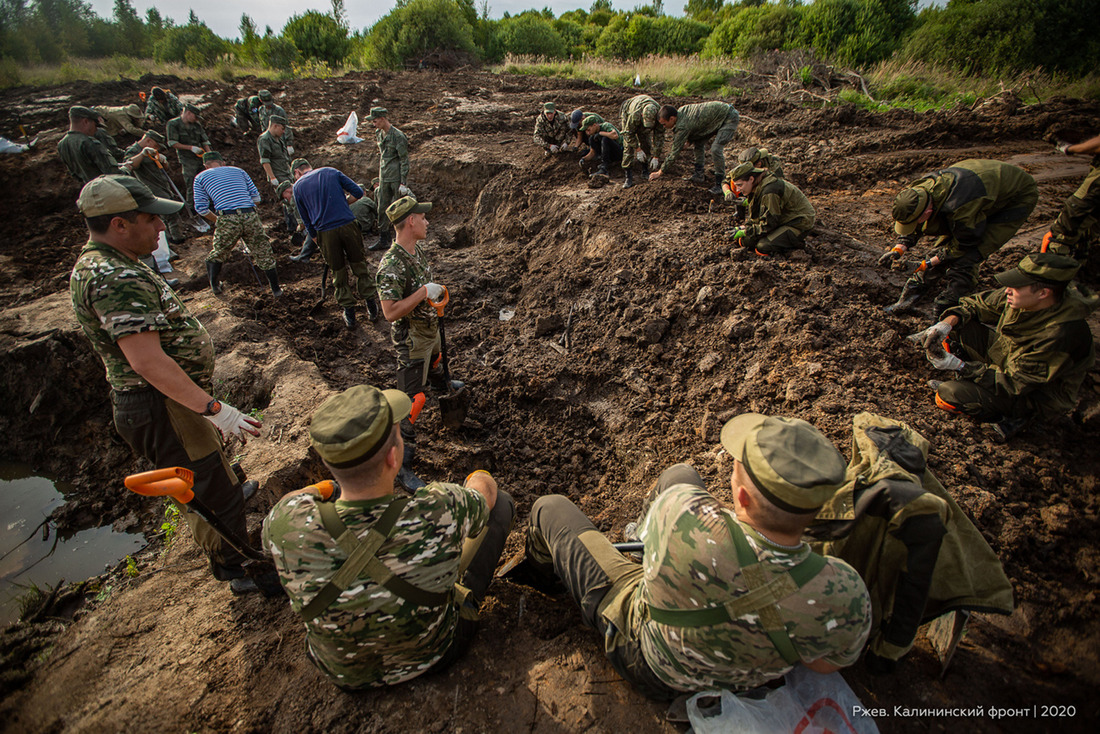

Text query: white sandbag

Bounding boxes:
[337,111,362,144]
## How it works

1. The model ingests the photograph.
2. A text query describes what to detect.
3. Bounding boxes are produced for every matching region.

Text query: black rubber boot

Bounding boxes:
[289,235,317,263]
[622,168,634,189]
[366,298,380,320]
[688,164,706,184]
[369,229,392,252]
[342,306,356,329]
[708,173,724,196]
[263,268,282,297]
[206,261,223,295]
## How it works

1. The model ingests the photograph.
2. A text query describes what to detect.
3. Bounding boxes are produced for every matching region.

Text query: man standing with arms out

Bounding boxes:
[880,159,1038,315]
[649,101,740,197]
[618,94,664,190]
[366,107,410,252]
[257,89,295,152]
[519,414,871,699]
[1045,133,1100,262]
[144,86,182,128]
[166,103,211,213]
[193,152,280,298]
[726,161,815,257]
[533,102,570,155]
[288,159,380,327]
[262,384,514,690]
[120,129,186,246]
[57,106,124,183]
[94,103,145,140]
[912,253,1096,441]
[69,175,267,595]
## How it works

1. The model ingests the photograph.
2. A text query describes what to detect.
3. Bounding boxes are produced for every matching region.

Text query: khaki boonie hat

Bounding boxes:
[738,147,762,164]
[730,161,762,181]
[310,385,412,468]
[276,181,293,197]
[995,252,1080,288]
[365,107,388,121]
[892,187,931,235]
[386,196,432,225]
[69,105,100,123]
[258,89,274,101]
[125,104,142,118]
[290,158,310,171]
[77,174,183,218]
[202,151,223,163]
[720,413,846,513]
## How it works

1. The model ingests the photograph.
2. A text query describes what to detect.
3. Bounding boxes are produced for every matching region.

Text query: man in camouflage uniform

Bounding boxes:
[520,414,871,699]
[880,159,1038,316]
[1044,133,1100,263]
[579,113,622,185]
[261,384,514,690]
[144,86,183,129]
[232,95,263,135]
[57,106,123,183]
[650,101,740,196]
[166,103,211,213]
[366,107,411,252]
[351,179,380,239]
[913,252,1097,441]
[258,114,303,237]
[533,102,570,155]
[727,161,816,257]
[94,104,145,140]
[618,94,665,189]
[257,89,295,150]
[69,175,268,594]
[120,129,186,245]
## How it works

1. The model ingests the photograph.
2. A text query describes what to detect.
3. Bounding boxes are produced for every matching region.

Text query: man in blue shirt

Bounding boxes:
[286,159,379,327]
[193,152,280,297]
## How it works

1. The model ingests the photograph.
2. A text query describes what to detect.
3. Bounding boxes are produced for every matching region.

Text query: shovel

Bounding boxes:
[427,286,470,429]
[146,151,210,234]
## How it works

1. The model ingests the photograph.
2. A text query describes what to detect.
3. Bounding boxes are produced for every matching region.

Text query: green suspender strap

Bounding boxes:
[299,498,450,623]
[646,515,827,666]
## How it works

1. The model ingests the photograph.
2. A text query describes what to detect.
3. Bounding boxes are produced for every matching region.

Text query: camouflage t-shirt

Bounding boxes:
[261,483,489,689]
[69,240,215,391]
[631,483,871,692]
[376,243,436,323]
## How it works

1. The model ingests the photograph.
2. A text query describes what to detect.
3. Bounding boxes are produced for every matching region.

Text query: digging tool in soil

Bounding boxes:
[427,286,470,429]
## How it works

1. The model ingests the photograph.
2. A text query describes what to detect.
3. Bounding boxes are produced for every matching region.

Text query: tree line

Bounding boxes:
[1,0,1097,77]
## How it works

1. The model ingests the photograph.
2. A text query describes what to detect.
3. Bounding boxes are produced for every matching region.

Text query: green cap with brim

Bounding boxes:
[738,147,762,164]
[309,385,412,468]
[581,114,602,129]
[730,161,763,182]
[77,174,184,218]
[290,158,310,172]
[365,107,388,121]
[258,89,274,102]
[543,102,556,112]
[202,151,223,163]
[995,252,1080,288]
[720,413,846,513]
[141,129,166,145]
[69,105,101,123]
[386,196,432,225]
[125,104,142,118]
[275,181,293,198]
[269,115,287,126]
[892,187,931,235]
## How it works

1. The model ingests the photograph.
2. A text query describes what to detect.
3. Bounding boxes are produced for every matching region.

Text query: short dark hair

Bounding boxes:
[1027,281,1067,300]
[85,209,139,235]
[658,104,678,122]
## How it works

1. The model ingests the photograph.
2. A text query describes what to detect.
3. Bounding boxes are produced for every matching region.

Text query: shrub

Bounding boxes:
[282,11,351,67]
[499,14,568,58]
[153,23,229,67]
[367,0,477,70]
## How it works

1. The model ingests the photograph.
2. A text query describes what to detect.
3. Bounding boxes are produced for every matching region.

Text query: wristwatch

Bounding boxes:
[202,398,222,416]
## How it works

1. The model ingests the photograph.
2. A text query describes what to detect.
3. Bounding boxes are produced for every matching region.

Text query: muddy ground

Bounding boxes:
[0,68,1098,733]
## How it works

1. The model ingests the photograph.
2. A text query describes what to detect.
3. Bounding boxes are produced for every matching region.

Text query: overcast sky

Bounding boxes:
[85,1,673,40]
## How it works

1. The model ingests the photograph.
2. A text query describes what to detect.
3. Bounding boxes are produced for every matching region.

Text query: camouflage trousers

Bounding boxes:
[935,321,1040,422]
[318,219,375,307]
[751,222,813,255]
[1050,157,1100,260]
[691,107,740,180]
[111,388,248,579]
[526,493,680,701]
[205,210,275,270]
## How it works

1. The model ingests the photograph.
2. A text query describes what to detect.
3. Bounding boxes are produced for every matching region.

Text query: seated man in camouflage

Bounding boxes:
[520,414,871,700]
[262,384,515,690]
[727,161,815,256]
[533,102,570,155]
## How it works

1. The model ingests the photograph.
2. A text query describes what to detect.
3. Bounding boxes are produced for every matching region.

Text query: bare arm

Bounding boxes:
[380,285,430,322]
[1068,134,1100,155]
[117,331,213,413]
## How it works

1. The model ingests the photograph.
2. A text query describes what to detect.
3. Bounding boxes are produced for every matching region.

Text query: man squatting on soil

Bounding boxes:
[68,175,275,595]
[618,94,664,189]
[725,160,816,257]
[262,384,515,690]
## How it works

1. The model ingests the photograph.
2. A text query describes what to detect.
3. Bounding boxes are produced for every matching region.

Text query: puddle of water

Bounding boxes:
[0,463,145,628]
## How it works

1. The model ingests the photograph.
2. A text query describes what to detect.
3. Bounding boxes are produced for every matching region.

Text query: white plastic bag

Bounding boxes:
[687,667,879,734]
[0,136,30,154]
[152,231,173,274]
[336,111,362,144]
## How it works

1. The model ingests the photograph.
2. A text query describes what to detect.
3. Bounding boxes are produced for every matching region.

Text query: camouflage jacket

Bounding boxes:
[122,143,177,200]
[941,285,1098,417]
[376,242,436,323]
[94,106,145,138]
[743,173,816,239]
[57,130,121,183]
[261,483,489,689]
[70,240,215,392]
[257,131,291,181]
[234,97,262,129]
[377,126,410,183]
[166,117,210,162]
[619,95,665,155]
[350,195,378,235]
[533,111,570,148]
[144,92,182,128]
[630,483,871,692]
[259,102,295,146]
[662,101,734,172]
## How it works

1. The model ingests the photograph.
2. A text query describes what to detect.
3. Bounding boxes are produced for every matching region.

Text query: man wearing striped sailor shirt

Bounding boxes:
[194,152,281,297]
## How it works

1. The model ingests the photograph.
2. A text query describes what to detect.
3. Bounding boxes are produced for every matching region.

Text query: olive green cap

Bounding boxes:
[995,252,1080,288]
[581,114,602,129]
[78,174,184,218]
[738,146,762,164]
[269,114,287,126]
[720,414,846,513]
[290,158,310,172]
[309,385,412,468]
[141,129,166,145]
[69,105,101,123]
[258,89,274,101]
[275,180,293,198]
[543,102,556,112]
[202,151,223,163]
[730,161,763,182]
[892,187,931,235]
[386,195,431,225]
[365,107,388,121]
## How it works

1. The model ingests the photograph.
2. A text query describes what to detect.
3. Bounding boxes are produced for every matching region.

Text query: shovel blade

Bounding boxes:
[439,385,470,429]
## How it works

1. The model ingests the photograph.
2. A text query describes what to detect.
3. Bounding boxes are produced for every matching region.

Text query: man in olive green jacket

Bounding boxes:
[649,100,739,195]
[166,103,211,212]
[366,107,411,252]
[727,162,815,256]
[618,94,665,189]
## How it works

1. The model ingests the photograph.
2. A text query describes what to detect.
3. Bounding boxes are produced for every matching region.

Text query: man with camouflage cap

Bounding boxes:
[57,106,124,183]
[727,161,815,256]
[166,103,211,212]
[232,95,263,135]
[579,113,622,185]
[911,252,1097,441]
[94,103,145,140]
[1044,133,1100,263]
[69,174,268,594]
[649,101,740,196]
[261,383,514,690]
[144,86,183,128]
[519,414,871,699]
[618,94,665,189]
[533,102,570,155]
[120,129,186,245]
[366,107,411,252]
[880,159,1038,315]
[257,90,295,150]
[257,113,302,237]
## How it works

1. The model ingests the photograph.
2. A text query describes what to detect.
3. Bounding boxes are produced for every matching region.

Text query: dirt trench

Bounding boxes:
[1,70,1099,733]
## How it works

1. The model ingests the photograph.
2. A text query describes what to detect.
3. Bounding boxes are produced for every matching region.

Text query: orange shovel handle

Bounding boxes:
[125,467,195,504]
[427,285,449,317]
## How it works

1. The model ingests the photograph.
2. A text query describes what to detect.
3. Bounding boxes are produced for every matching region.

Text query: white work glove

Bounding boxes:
[142,146,157,157]
[1057,141,1072,155]
[648,157,660,172]
[206,402,261,441]
[398,184,412,197]
[159,153,168,165]
[907,320,953,351]
[550,144,560,153]
[635,149,647,164]
[424,282,444,301]
[928,352,964,371]
[269,177,279,187]
[190,146,203,156]
[287,145,295,154]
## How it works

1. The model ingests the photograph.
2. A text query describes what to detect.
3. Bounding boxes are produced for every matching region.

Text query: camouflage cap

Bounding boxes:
[364,107,388,121]
[141,129,166,145]
[738,147,762,164]
[569,108,586,130]
[892,187,931,235]
[387,196,432,225]
[202,151,223,163]
[69,105,101,123]
[276,180,293,198]
[290,158,310,172]
[995,252,1080,288]
[543,102,556,112]
[582,114,602,129]
[720,413,846,513]
[78,174,184,218]
[125,103,142,118]
[258,89,274,102]
[730,161,763,182]
[183,103,200,116]
[310,385,412,468]
[268,114,287,126]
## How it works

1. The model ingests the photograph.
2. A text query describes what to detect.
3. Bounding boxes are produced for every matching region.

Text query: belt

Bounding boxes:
[216,207,255,216]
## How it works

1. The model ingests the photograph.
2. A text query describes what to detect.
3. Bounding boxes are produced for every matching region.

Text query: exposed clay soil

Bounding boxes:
[1,69,1099,733]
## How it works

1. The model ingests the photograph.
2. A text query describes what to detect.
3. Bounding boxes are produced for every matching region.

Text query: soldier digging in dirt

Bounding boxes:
[144,86,182,128]
[257,89,295,151]
[618,94,665,189]
[533,101,571,156]
[726,161,815,257]
[165,103,211,214]
[649,100,740,197]
[1044,132,1100,263]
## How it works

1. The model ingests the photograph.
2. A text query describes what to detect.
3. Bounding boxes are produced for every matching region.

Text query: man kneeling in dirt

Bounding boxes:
[517,414,871,699]
[262,384,514,690]
[912,252,1097,441]
[727,161,816,257]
